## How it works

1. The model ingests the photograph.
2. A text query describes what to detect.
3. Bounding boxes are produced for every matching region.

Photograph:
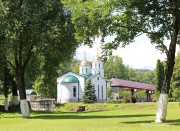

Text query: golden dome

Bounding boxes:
[80,59,91,66]
[94,55,102,62]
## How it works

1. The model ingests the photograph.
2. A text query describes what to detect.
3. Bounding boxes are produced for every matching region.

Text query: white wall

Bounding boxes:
[91,74,107,101]
[79,65,91,74]
[57,72,85,103]
[92,61,104,78]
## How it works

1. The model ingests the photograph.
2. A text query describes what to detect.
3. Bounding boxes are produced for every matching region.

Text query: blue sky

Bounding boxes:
[75,34,179,70]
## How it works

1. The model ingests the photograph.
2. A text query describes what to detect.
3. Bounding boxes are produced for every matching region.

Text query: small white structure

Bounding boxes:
[57,51,109,103]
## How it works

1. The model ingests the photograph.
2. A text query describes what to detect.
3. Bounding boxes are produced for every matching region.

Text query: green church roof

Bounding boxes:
[61,75,79,83]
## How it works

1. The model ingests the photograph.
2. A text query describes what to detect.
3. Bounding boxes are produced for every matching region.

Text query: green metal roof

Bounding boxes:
[80,73,97,78]
[61,75,79,83]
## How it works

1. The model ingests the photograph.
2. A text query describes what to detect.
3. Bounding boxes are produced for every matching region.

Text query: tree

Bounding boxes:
[0,0,78,117]
[63,0,180,122]
[155,59,165,100]
[104,55,128,79]
[156,60,165,92]
[106,87,112,99]
[119,89,131,103]
[33,61,72,98]
[72,62,81,74]
[82,78,97,103]
[136,90,146,102]
[170,52,180,101]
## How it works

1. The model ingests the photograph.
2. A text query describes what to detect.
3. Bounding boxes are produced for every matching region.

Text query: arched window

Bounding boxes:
[98,85,99,99]
[86,68,87,73]
[98,63,100,68]
[82,68,84,73]
[101,85,103,99]
[73,86,76,97]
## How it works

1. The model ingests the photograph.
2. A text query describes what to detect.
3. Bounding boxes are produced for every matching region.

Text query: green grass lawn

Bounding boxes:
[0,102,179,131]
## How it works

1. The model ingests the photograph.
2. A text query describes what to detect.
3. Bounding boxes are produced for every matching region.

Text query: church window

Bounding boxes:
[95,63,97,68]
[86,68,87,73]
[82,68,84,73]
[98,85,99,99]
[97,77,99,80]
[101,85,103,99]
[73,86,76,97]
[98,63,100,68]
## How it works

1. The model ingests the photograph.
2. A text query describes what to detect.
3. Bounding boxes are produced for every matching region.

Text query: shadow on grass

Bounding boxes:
[122,119,180,126]
[30,113,155,120]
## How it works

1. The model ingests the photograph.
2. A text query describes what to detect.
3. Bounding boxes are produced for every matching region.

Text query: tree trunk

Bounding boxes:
[155,37,177,122]
[16,68,30,118]
[11,78,19,105]
[4,67,9,111]
[155,1,179,122]
[4,97,9,111]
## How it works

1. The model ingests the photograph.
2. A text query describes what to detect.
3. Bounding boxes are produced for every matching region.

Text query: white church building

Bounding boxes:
[57,52,109,103]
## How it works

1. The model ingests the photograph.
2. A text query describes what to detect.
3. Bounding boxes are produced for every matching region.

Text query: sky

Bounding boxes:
[75,34,180,70]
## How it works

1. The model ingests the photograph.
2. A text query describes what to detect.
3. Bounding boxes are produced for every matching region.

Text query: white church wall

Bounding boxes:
[91,74,107,102]
[79,65,91,74]
[92,61,104,78]
[57,72,85,103]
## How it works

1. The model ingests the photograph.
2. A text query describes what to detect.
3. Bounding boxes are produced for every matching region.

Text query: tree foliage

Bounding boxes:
[106,86,112,99]
[83,78,97,103]
[155,59,165,94]
[104,55,128,79]
[136,90,146,102]
[119,89,131,103]
[63,0,180,92]
[170,53,180,101]
[72,61,81,74]
[0,0,78,117]
[33,61,72,98]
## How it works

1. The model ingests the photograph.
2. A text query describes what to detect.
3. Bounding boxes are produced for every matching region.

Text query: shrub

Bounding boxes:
[131,97,136,103]
[119,89,131,103]
[136,90,146,102]
[106,87,112,99]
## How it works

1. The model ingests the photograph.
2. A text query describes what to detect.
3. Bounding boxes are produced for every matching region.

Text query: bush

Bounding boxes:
[106,87,112,99]
[119,89,131,103]
[136,90,146,102]
[131,97,136,103]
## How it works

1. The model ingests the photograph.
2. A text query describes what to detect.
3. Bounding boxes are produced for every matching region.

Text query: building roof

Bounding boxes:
[80,58,91,66]
[61,75,79,83]
[94,54,102,62]
[80,73,97,78]
[110,78,155,91]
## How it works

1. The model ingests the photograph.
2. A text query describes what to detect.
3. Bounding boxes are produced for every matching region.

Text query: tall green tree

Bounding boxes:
[63,0,180,122]
[155,59,165,99]
[33,61,72,98]
[170,52,180,101]
[83,78,97,103]
[0,0,78,117]
[104,55,128,79]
